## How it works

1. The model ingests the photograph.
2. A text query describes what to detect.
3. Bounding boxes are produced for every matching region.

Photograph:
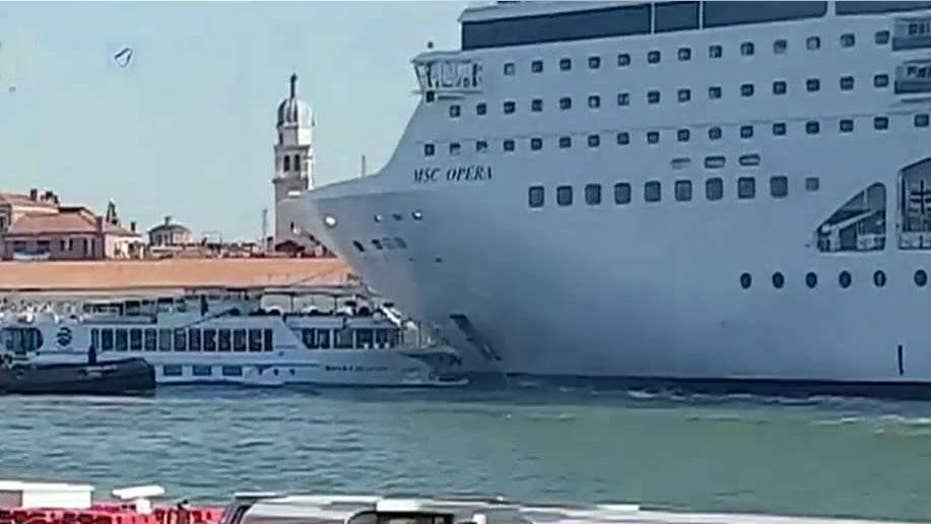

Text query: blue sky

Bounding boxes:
[0,1,469,239]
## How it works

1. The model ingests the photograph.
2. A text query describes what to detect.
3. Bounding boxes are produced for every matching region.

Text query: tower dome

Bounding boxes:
[277,73,312,128]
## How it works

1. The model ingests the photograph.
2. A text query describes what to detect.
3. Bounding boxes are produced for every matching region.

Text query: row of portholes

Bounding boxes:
[739,269,929,290]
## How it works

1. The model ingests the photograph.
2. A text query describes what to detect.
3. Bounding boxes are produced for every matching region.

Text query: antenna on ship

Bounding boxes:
[360,154,367,177]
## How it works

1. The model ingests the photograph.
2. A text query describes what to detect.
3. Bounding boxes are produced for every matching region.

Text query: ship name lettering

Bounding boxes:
[413,165,492,184]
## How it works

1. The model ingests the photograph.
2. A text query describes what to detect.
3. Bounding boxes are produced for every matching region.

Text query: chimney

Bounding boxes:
[130,221,136,233]
[43,190,53,202]
[95,216,104,232]
[164,216,171,226]
[29,188,38,201]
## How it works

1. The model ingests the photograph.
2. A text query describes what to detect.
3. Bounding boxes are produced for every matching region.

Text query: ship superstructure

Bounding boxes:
[291,1,931,393]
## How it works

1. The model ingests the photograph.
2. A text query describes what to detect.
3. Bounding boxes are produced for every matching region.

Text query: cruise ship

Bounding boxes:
[288,1,931,394]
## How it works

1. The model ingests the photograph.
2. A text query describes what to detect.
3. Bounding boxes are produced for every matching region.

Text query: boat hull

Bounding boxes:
[0,358,155,396]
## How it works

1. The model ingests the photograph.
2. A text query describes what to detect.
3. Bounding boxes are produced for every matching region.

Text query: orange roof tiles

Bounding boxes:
[6,207,137,237]
[0,257,354,292]
[0,192,58,209]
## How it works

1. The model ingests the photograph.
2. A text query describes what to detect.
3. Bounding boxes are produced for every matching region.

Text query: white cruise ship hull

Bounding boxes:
[285,1,931,394]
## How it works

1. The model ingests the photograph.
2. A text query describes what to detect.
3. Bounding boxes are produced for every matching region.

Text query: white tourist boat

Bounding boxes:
[0,290,466,388]
[285,1,931,396]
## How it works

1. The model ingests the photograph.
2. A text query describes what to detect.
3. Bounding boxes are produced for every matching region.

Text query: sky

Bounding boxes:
[0,1,470,240]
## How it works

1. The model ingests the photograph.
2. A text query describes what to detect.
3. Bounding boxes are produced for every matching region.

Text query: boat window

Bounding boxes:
[204,329,217,351]
[706,177,724,201]
[585,183,602,205]
[218,330,232,352]
[678,88,691,102]
[144,329,157,351]
[559,136,571,148]
[375,329,389,347]
[162,365,183,377]
[264,329,274,352]
[738,177,756,199]
[91,329,100,350]
[647,131,660,144]
[530,137,543,151]
[874,270,887,287]
[3,327,44,354]
[528,186,545,208]
[703,1,826,28]
[192,365,212,377]
[102,329,114,352]
[559,58,572,71]
[189,329,202,351]
[356,329,374,349]
[617,131,630,144]
[839,270,852,288]
[588,56,601,69]
[709,44,723,58]
[772,272,785,289]
[675,180,693,202]
[806,272,818,288]
[302,329,316,349]
[816,182,886,252]
[740,125,754,139]
[656,1,699,32]
[336,328,354,349]
[158,329,172,351]
[773,39,787,54]
[462,4,651,50]
[837,1,931,15]
[174,329,187,352]
[807,36,821,50]
[647,90,660,104]
[840,76,854,91]
[678,47,692,61]
[841,33,856,48]
[806,177,820,191]
[644,180,661,202]
[773,122,787,136]
[503,62,515,76]
[557,185,573,206]
[614,182,631,204]
[770,176,789,198]
[222,365,243,377]
[233,329,247,352]
[249,329,264,351]
[531,60,543,73]
[617,92,630,106]
[875,74,890,88]
[740,273,752,289]
[129,328,142,351]
[115,330,128,352]
[318,329,331,349]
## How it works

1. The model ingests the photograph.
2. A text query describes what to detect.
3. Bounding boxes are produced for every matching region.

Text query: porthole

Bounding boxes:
[839,270,852,288]
[916,269,928,287]
[323,215,337,228]
[873,270,886,287]
[740,273,752,290]
[805,272,817,288]
[772,272,785,289]
[412,210,423,221]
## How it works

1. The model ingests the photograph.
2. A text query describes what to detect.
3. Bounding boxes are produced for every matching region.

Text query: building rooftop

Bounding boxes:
[6,207,137,237]
[0,257,354,293]
[0,191,59,209]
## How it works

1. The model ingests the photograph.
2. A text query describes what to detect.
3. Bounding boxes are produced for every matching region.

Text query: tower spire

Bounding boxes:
[290,73,297,98]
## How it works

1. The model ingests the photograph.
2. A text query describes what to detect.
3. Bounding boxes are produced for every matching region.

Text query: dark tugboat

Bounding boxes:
[0,325,155,396]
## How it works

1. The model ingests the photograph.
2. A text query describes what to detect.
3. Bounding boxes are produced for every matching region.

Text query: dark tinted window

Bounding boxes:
[675,180,692,202]
[770,176,788,198]
[557,185,573,206]
[584,184,602,205]
[614,183,631,204]
[703,1,827,28]
[644,181,661,202]
[836,1,931,15]
[738,177,756,199]
[462,4,652,49]
[706,178,724,200]
[655,1,699,32]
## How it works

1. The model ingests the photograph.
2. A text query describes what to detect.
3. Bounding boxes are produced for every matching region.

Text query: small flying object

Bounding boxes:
[114,47,133,68]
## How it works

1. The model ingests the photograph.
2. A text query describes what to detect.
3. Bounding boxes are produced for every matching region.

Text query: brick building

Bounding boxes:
[0,190,144,261]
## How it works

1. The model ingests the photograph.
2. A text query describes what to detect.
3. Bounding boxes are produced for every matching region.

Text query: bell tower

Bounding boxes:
[273,73,314,246]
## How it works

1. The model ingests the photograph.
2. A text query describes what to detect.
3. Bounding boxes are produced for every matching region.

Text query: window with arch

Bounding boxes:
[293,155,301,171]
[816,182,886,252]
[283,155,291,171]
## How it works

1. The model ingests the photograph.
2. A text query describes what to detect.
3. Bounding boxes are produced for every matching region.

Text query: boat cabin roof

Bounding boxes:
[231,494,643,524]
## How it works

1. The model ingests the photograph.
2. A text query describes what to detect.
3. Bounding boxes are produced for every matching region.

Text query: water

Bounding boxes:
[2,386,931,521]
